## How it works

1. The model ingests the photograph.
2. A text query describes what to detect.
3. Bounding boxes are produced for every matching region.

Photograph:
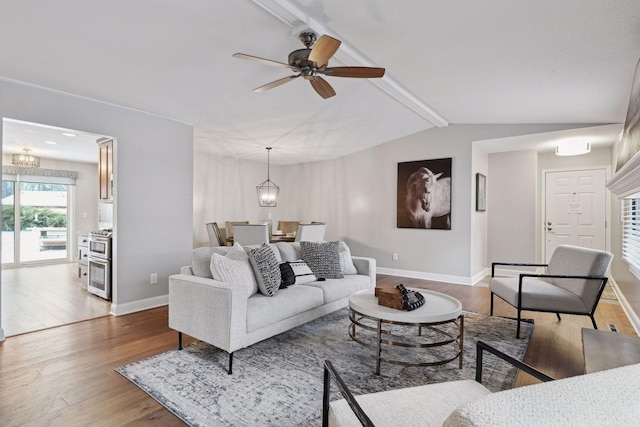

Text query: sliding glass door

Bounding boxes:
[1,179,69,265]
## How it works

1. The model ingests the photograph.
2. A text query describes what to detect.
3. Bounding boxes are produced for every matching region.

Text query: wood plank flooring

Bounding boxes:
[1,263,112,336]
[0,274,636,425]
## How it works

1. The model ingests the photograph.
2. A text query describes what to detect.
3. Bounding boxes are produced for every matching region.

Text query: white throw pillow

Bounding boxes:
[210,242,258,296]
[339,241,358,275]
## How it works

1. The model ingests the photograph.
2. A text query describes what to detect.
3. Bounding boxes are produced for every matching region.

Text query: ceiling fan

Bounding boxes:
[233,31,385,99]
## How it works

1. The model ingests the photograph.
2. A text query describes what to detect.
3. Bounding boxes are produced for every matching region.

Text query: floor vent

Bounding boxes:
[608,323,618,332]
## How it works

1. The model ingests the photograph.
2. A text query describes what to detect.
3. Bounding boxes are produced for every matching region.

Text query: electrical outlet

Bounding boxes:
[150,273,158,285]
[392,253,398,261]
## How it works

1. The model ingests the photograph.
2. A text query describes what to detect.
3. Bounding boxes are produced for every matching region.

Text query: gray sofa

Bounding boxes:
[168,241,376,373]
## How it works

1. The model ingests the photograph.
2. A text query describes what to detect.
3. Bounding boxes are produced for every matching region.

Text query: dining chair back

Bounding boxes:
[205,222,226,246]
[225,221,249,239]
[295,223,326,242]
[277,220,300,234]
[233,224,269,246]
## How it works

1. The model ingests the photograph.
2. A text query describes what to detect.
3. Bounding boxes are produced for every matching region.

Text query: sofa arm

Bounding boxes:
[168,274,249,353]
[352,256,376,287]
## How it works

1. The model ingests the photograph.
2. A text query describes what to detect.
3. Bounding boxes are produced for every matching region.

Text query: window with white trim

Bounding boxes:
[622,198,640,277]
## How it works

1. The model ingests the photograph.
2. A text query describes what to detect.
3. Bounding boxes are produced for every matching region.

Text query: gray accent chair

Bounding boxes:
[490,245,613,338]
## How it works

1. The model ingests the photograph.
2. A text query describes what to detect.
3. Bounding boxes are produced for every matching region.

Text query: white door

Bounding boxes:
[544,169,607,262]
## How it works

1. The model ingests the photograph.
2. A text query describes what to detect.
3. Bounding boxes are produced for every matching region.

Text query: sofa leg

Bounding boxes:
[556,313,561,321]
[228,352,233,375]
[178,332,183,350]
[490,293,494,316]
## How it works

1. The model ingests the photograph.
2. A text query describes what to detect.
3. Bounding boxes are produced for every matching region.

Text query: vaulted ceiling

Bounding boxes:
[1,0,639,164]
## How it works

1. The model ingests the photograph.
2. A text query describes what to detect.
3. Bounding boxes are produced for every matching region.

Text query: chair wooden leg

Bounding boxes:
[556,313,561,321]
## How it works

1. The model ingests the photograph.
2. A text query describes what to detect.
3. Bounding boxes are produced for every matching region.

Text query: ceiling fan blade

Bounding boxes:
[233,53,294,69]
[253,74,300,93]
[308,35,341,67]
[310,76,336,99]
[321,66,386,78]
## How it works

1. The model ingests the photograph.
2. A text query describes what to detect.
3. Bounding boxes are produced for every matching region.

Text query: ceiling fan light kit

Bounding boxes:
[233,31,385,99]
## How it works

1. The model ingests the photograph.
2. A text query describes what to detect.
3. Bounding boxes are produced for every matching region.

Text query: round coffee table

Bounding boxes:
[349,288,463,375]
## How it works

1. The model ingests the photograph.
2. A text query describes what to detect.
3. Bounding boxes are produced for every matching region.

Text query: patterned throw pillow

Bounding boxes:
[279,261,317,287]
[300,241,344,279]
[249,244,281,296]
[210,242,258,296]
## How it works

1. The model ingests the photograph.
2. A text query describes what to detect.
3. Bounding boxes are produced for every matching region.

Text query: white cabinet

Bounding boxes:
[78,233,89,286]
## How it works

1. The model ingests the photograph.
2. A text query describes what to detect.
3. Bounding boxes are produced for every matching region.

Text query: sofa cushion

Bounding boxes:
[210,243,257,296]
[249,244,281,296]
[244,243,283,262]
[490,276,588,313]
[330,379,490,427]
[301,241,344,279]
[275,241,301,262]
[246,285,324,333]
[306,274,370,304]
[339,241,358,275]
[190,246,230,278]
[280,261,317,287]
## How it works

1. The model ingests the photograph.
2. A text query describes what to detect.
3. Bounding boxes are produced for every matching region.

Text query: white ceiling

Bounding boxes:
[1,0,639,165]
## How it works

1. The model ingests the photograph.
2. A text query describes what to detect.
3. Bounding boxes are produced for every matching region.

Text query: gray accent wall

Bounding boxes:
[0,79,193,328]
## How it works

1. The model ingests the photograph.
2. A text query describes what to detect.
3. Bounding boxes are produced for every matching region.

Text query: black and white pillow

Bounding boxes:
[280,261,317,287]
[249,244,281,296]
[300,241,344,279]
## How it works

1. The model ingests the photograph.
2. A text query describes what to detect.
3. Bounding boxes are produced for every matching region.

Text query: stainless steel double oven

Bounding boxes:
[87,230,112,300]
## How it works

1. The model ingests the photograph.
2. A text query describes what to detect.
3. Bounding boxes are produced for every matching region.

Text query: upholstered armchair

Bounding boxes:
[490,245,613,338]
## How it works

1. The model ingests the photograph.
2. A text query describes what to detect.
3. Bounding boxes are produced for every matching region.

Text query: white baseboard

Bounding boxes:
[608,277,640,335]
[110,294,168,316]
[377,267,484,286]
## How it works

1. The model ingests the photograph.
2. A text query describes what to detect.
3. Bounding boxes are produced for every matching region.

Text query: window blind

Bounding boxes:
[622,198,640,274]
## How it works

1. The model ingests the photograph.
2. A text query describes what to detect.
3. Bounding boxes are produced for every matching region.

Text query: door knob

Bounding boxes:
[547,221,552,225]
[547,227,552,231]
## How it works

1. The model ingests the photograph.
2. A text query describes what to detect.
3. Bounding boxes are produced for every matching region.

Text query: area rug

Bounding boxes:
[117,309,533,427]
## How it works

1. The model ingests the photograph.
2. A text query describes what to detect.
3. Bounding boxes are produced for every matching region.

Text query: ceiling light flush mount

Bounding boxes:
[256,147,279,207]
[556,141,591,156]
[12,148,41,167]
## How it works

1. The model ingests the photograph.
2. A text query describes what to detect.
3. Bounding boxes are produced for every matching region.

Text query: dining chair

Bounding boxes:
[205,222,226,247]
[490,245,613,338]
[225,221,249,240]
[277,221,300,234]
[295,223,326,242]
[232,224,270,246]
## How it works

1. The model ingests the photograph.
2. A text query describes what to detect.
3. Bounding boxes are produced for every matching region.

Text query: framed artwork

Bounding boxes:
[476,173,487,212]
[397,158,452,230]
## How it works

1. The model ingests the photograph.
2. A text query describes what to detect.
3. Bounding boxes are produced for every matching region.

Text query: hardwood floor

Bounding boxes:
[1,263,112,336]
[0,274,635,425]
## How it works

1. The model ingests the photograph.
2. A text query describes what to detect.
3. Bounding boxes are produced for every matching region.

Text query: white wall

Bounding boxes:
[0,79,193,331]
[471,145,488,279]
[192,152,283,247]
[487,150,538,266]
[272,124,580,284]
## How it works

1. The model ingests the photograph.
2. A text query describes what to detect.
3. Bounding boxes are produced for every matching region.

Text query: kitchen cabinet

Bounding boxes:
[78,233,89,287]
[98,138,113,200]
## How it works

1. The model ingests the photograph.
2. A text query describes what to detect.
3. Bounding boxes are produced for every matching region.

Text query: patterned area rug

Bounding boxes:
[117,309,533,427]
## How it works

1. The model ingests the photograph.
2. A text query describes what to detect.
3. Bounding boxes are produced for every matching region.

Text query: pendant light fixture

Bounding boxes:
[256,147,279,207]
[12,148,41,167]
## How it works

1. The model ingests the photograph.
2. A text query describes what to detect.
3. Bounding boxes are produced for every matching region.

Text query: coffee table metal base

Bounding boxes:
[349,308,464,375]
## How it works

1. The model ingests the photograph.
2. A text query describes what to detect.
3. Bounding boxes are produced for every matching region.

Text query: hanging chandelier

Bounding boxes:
[256,147,279,207]
[12,148,41,167]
